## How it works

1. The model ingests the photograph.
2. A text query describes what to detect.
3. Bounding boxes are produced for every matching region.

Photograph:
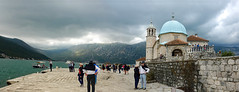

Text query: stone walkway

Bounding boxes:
[0,68,183,92]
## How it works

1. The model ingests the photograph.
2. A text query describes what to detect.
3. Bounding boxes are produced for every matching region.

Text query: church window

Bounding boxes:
[172,49,183,56]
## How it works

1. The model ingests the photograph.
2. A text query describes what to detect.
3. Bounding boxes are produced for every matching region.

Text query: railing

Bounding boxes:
[187,46,214,53]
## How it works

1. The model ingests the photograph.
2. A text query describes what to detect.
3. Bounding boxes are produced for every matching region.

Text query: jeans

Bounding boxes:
[140,74,146,89]
[78,75,84,85]
[134,76,139,88]
[119,69,121,73]
[50,64,52,72]
[87,74,95,92]
[95,75,97,84]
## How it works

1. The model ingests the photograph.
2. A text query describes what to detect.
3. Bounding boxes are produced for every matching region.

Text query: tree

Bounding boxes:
[221,51,235,57]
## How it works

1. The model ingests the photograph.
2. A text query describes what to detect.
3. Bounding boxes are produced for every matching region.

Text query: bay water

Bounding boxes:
[0,59,68,88]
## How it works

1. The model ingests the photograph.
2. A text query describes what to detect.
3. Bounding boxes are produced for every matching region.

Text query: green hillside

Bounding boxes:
[0,36,50,60]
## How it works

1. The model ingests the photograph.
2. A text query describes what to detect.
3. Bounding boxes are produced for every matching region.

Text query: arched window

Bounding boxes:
[172,49,183,56]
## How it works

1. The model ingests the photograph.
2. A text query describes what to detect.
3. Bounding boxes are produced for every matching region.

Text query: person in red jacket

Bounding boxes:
[78,63,84,87]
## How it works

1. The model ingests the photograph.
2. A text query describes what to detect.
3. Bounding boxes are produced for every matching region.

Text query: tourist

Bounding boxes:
[78,63,84,87]
[72,61,75,72]
[118,64,122,73]
[93,62,100,84]
[127,65,130,74]
[139,61,150,90]
[124,64,127,75]
[134,65,140,89]
[113,64,116,73]
[49,60,53,72]
[85,61,100,92]
[102,64,105,72]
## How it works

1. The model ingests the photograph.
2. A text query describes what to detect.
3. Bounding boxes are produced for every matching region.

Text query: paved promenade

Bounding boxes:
[0,68,183,92]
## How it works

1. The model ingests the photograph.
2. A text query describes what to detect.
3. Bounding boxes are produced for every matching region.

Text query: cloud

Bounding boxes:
[0,0,236,49]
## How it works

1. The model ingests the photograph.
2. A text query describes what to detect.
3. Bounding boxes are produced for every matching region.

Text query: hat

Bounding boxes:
[79,63,83,65]
[135,65,139,67]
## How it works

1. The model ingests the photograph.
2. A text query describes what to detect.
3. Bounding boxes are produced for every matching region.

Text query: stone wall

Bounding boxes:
[147,56,239,92]
[197,56,239,92]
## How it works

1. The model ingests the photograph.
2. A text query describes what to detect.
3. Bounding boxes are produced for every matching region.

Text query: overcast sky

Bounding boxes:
[0,0,238,49]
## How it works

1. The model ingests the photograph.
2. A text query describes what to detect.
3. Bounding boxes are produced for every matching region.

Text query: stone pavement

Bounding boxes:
[0,68,183,92]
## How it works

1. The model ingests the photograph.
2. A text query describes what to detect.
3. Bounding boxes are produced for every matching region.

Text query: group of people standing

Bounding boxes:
[77,61,149,92]
[101,64,130,75]
[78,61,100,92]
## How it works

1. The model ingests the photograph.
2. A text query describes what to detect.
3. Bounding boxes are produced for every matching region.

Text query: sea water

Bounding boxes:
[0,59,67,88]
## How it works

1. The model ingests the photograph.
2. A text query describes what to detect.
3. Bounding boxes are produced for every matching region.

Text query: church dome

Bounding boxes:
[159,20,187,35]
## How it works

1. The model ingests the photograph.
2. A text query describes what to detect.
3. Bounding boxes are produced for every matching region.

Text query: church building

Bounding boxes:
[146,16,216,62]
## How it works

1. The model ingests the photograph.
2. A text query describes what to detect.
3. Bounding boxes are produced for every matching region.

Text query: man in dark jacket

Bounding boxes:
[78,63,84,87]
[134,65,140,89]
[85,61,100,92]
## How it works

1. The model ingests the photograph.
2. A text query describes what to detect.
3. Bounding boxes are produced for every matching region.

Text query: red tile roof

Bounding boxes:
[165,39,188,46]
[136,57,146,61]
[187,35,209,42]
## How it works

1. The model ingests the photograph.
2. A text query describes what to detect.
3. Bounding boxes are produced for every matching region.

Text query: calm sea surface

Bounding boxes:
[0,59,68,88]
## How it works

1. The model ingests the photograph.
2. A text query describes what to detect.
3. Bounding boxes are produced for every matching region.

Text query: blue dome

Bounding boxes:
[159,20,187,35]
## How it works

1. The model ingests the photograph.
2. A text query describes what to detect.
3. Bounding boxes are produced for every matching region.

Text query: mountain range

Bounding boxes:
[0,36,49,60]
[41,42,146,64]
[1,35,239,64]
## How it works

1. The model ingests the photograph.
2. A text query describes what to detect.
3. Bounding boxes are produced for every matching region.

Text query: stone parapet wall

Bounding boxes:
[148,56,239,92]
[197,56,239,92]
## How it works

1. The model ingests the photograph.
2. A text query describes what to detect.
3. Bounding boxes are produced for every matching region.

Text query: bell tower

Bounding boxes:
[146,21,156,62]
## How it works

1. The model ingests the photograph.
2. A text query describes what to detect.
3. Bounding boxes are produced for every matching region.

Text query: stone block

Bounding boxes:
[211,84,217,88]
[200,65,206,70]
[218,90,223,92]
[228,59,235,65]
[212,65,219,71]
[219,65,225,71]
[208,60,214,65]
[207,65,212,70]
[221,60,228,65]
[212,77,217,80]
[225,65,232,71]
[236,59,239,64]
[215,80,220,85]
[236,83,239,91]
[208,79,214,85]
[233,65,238,71]
[217,72,222,77]
[214,61,221,65]
[220,81,226,86]
[199,60,206,65]
[232,72,239,79]
[226,82,236,91]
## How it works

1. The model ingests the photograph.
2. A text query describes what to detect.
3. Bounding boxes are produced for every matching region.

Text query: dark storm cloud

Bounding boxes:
[0,0,237,49]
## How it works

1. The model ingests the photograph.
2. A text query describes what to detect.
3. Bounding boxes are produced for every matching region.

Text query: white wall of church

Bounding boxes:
[159,33,187,43]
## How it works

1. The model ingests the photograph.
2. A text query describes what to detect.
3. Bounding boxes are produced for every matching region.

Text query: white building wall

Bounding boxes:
[159,33,187,43]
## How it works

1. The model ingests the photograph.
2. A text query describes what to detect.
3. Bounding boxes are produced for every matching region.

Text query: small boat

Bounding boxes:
[33,61,47,68]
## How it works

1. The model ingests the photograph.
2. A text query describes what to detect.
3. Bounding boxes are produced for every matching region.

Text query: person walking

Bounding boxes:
[139,61,150,90]
[78,63,84,87]
[118,64,122,73]
[124,64,127,75]
[85,61,100,92]
[49,61,53,72]
[134,65,140,89]
[102,64,105,72]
